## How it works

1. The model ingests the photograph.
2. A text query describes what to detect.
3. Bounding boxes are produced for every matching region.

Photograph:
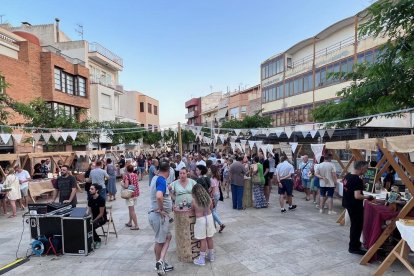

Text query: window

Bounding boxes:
[276,83,284,99]
[261,55,284,80]
[230,107,239,119]
[148,103,152,114]
[0,76,5,94]
[77,77,86,97]
[140,102,144,112]
[101,93,112,109]
[54,68,61,90]
[365,50,374,64]
[148,124,153,131]
[66,74,74,95]
[240,106,247,114]
[48,102,78,119]
[154,105,158,115]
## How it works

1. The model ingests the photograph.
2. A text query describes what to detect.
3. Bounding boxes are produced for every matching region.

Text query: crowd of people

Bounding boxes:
[0,147,380,273]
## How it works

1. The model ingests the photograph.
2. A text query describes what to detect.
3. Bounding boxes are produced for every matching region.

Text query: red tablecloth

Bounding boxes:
[363,202,398,260]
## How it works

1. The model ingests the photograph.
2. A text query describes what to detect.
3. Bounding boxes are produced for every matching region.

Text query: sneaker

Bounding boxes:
[156,260,165,275]
[94,241,101,249]
[288,205,297,211]
[313,201,317,204]
[281,208,287,213]
[319,208,323,214]
[193,256,206,266]
[164,262,174,272]
[348,248,367,255]
[328,210,337,215]
[218,224,226,233]
[206,251,215,262]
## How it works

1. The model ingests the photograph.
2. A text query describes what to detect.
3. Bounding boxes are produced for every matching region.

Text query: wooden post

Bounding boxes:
[178,122,183,157]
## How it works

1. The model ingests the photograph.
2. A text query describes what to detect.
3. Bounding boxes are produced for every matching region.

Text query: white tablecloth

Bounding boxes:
[396,221,414,250]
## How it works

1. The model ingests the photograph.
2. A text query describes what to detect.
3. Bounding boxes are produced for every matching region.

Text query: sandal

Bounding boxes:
[125,223,132,227]
[8,215,16,218]
[218,224,226,233]
[130,227,140,230]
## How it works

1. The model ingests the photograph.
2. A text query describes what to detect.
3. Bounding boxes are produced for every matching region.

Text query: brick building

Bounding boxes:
[228,85,261,120]
[0,26,90,152]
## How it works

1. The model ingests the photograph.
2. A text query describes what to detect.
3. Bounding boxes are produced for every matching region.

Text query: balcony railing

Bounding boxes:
[88,42,123,67]
[0,30,18,47]
[185,111,195,119]
[89,80,124,93]
[42,45,86,66]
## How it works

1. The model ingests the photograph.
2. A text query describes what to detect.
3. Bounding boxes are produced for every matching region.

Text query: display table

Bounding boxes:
[374,221,414,275]
[29,179,55,202]
[174,208,200,262]
[363,201,399,262]
[243,177,252,209]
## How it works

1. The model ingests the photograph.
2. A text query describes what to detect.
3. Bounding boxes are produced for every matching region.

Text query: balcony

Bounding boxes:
[185,110,200,119]
[42,45,86,66]
[88,42,123,71]
[185,98,200,108]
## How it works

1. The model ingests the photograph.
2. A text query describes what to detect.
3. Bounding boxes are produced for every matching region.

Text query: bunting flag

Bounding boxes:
[12,134,23,144]
[42,133,52,143]
[234,129,242,136]
[236,143,244,153]
[191,128,197,135]
[195,126,202,135]
[284,128,293,139]
[248,141,256,149]
[310,130,318,138]
[318,129,326,138]
[230,135,238,141]
[51,132,61,141]
[240,139,247,150]
[280,143,293,160]
[230,142,236,152]
[60,132,69,141]
[290,142,299,154]
[250,129,259,136]
[311,144,325,163]
[267,144,274,156]
[33,133,42,143]
[0,134,11,144]
[260,145,268,156]
[68,131,78,140]
[255,141,263,148]
[263,129,271,137]
[214,133,219,143]
[327,129,335,138]
[275,131,283,137]
[219,134,226,144]
[161,131,164,137]
[302,131,309,138]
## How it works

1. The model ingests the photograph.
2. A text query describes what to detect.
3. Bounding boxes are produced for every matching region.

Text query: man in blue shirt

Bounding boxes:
[149,160,173,275]
[148,159,159,186]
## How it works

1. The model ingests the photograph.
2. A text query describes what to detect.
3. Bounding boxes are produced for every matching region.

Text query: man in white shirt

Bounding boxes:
[14,165,31,209]
[275,156,297,213]
[315,153,338,215]
[175,155,186,180]
[195,154,206,167]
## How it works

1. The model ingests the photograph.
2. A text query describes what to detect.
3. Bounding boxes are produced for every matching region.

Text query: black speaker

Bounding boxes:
[29,216,62,239]
[62,216,93,255]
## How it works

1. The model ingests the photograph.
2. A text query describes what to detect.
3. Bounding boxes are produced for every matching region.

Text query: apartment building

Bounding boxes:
[228,85,261,120]
[135,92,159,131]
[6,22,124,124]
[0,26,90,152]
[260,9,412,136]
[185,97,201,126]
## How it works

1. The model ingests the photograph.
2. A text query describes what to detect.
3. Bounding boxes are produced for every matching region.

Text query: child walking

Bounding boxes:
[191,184,216,266]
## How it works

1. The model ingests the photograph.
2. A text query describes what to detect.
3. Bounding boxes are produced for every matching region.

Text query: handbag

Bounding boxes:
[121,189,133,199]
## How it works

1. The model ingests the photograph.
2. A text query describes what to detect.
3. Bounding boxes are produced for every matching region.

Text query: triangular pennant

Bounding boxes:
[236,143,244,153]
[191,128,197,135]
[234,129,242,136]
[12,134,23,144]
[260,145,268,156]
[219,134,226,144]
[275,131,283,138]
[230,135,238,142]
[60,132,69,141]
[214,133,219,143]
[33,133,42,143]
[310,130,318,138]
[68,131,77,140]
[255,141,263,148]
[284,128,293,139]
[230,142,236,152]
[267,144,274,156]
[318,129,326,138]
[196,126,202,135]
[264,129,271,137]
[161,131,164,137]
[311,144,325,163]
[248,141,256,149]
[240,139,247,150]
[290,142,299,154]
[327,129,335,138]
[302,131,309,138]
[250,129,259,136]
[52,132,61,141]
[0,134,11,144]
[42,133,52,143]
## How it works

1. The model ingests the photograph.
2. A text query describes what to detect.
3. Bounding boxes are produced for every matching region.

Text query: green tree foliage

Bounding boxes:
[312,0,414,127]
[221,113,273,129]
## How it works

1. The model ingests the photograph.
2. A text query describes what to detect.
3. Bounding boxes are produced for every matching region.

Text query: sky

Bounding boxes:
[1,0,372,127]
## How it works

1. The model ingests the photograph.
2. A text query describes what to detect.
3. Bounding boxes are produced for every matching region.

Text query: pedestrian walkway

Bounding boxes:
[0,176,410,275]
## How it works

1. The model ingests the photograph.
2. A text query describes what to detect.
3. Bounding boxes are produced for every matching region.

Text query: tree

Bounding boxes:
[312,0,414,127]
[221,112,273,129]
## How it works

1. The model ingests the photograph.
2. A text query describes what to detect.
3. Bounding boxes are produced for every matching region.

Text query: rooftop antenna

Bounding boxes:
[209,85,213,93]
[0,15,5,24]
[75,23,84,39]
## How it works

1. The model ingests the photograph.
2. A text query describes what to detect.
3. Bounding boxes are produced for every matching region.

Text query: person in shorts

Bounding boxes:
[14,165,30,209]
[123,165,140,230]
[275,156,297,213]
[191,184,216,266]
[148,161,174,275]
[315,153,337,215]
[299,155,312,201]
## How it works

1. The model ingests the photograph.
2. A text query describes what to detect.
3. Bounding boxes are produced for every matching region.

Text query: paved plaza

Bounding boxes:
[0,176,411,276]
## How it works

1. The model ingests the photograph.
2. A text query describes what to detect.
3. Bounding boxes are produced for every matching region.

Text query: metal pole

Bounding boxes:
[178,122,183,156]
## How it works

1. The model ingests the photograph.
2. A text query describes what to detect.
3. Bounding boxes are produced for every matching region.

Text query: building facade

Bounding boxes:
[200,92,222,126]
[135,92,159,130]
[0,26,90,152]
[260,10,412,131]
[185,97,201,126]
[228,85,261,120]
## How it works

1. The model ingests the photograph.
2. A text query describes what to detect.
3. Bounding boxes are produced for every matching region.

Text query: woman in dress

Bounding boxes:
[170,167,196,207]
[4,168,21,218]
[251,156,267,208]
[122,164,140,230]
[106,158,117,201]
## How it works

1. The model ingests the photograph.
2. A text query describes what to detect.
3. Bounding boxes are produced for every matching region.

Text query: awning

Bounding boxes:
[216,108,228,119]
